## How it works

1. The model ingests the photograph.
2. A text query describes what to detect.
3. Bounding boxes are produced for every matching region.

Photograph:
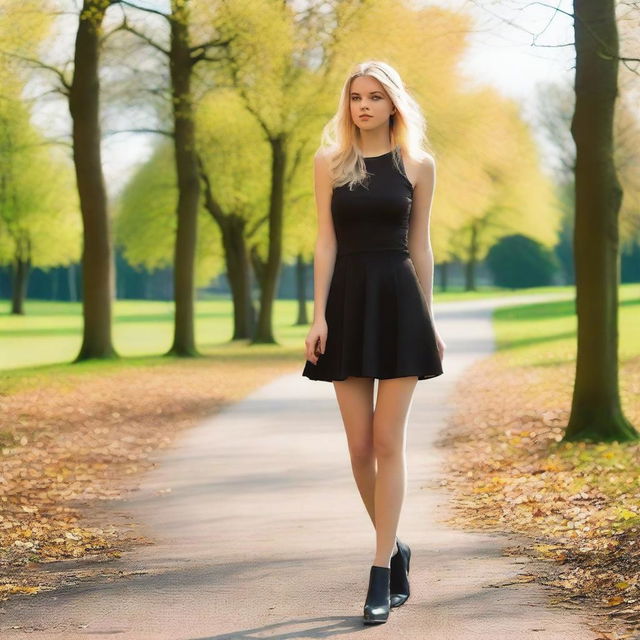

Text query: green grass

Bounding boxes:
[0,284,568,372]
[492,282,640,367]
[426,283,576,302]
[0,295,305,375]
[0,283,637,382]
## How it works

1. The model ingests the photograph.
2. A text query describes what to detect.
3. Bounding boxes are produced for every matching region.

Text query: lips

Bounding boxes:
[359,115,372,120]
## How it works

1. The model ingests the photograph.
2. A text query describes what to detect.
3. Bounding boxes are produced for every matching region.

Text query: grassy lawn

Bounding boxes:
[0,284,576,376]
[0,296,306,388]
[493,282,640,366]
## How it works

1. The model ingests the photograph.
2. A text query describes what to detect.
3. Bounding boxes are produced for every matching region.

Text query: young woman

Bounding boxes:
[302,60,445,624]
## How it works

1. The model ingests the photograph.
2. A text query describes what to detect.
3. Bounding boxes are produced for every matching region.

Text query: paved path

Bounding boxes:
[1,293,604,639]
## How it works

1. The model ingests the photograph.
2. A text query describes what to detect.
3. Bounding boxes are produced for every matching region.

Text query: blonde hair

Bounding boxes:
[319,60,433,190]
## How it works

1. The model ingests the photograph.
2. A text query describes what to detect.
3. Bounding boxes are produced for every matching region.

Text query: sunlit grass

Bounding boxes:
[492,283,640,368]
[0,283,637,390]
[0,284,576,371]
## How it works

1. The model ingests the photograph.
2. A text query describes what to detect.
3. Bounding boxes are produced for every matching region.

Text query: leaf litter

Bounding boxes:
[0,356,291,602]
[439,352,640,639]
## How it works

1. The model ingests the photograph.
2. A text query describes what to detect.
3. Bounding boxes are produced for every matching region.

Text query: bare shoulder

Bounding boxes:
[410,153,434,192]
[313,147,335,189]
[314,147,338,187]
[401,149,434,189]
[418,153,435,178]
[314,146,336,166]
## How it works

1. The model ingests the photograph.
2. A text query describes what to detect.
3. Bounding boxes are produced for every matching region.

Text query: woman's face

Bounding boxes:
[349,74,396,130]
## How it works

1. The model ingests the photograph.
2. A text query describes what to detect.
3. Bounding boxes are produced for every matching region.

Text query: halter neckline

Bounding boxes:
[363,149,395,160]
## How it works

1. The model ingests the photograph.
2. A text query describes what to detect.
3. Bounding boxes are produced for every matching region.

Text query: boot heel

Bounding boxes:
[390,538,411,608]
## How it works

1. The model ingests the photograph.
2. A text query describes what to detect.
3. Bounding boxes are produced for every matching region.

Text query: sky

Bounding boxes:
[32,0,579,197]
[430,0,576,171]
[435,0,576,103]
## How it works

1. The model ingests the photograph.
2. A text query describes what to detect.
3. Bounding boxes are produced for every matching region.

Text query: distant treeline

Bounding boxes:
[2,240,639,304]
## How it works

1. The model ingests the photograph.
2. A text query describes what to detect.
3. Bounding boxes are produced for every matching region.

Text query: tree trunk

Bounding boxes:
[439,261,448,292]
[10,254,30,315]
[564,0,637,442]
[68,263,77,302]
[227,236,253,340]
[51,266,58,300]
[464,223,478,291]
[70,0,117,361]
[218,218,253,341]
[198,156,253,340]
[166,0,200,357]
[253,136,286,344]
[295,254,309,325]
[225,219,253,340]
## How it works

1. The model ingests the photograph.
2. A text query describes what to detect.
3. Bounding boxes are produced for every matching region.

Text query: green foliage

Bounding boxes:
[0,0,54,60]
[486,234,559,289]
[114,142,177,271]
[114,141,223,287]
[195,88,272,256]
[195,89,270,220]
[0,74,80,269]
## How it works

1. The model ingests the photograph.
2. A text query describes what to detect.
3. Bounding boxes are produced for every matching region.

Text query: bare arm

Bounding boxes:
[304,149,336,362]
[407,155,437,325]
[311,149,337,321]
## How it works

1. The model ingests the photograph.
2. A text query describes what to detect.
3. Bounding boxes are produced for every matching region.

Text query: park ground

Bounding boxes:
[0,283,639,637]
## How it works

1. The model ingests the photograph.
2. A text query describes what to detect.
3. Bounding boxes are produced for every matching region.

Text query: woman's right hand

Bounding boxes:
[304,319,328,365]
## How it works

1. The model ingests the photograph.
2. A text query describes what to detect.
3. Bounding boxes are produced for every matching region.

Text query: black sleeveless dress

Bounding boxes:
[302,148,443,382]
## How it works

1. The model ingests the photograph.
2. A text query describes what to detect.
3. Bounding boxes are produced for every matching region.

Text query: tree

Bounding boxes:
[70,0,119,360]
[469,0,638,442]
[206,0,374,344]
[114,141,223,296]
[0,86,80,314]
[445,92,561,291]
[110,0,233,357]
[534,75,640,285]
[564,0,637,441]
[1,0,119,359]
[195,89,272,340]
[486,234,558,288]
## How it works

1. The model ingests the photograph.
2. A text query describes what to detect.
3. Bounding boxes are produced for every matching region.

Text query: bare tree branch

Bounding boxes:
[196,153,226,225]
[0,49,71,92]
[111,0,170,20]
[107,18,170,56]
[520,1,574,20]
[103,127,174,138]
[190,36,234,56]
[468,0,640,76]
[246,215,269,239]
[191,47,234,66]
[32,137,74,150]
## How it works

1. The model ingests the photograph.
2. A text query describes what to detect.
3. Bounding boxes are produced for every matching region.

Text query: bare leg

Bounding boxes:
[371,376,417,568]
[333,377,377,526]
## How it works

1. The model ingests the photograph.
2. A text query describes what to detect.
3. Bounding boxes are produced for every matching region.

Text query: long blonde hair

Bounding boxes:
[319,60,433,190]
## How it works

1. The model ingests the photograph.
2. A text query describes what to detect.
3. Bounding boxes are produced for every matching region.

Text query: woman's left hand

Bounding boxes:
[434,330,446,363]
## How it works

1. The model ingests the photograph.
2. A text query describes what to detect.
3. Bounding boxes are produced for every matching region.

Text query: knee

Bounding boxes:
[348,440,375,464]
[373,433,403,460]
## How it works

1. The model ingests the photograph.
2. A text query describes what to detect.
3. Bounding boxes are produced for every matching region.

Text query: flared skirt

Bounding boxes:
[302,249,443,382]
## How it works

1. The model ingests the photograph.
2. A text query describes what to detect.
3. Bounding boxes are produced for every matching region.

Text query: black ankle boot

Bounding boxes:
[363,565,391,624]
[389,537,411,607]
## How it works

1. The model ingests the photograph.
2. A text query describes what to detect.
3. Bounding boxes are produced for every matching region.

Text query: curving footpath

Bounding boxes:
[0,293,604,639]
